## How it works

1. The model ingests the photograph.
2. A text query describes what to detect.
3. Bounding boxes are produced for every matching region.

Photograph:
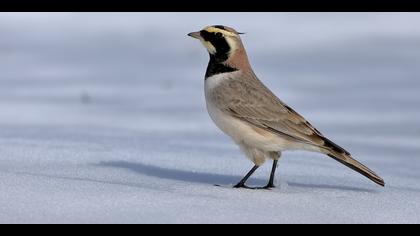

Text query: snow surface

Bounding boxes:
[1,13,420,223]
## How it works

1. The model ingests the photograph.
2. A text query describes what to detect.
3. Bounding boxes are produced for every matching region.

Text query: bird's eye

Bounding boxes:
[216,32,223,38]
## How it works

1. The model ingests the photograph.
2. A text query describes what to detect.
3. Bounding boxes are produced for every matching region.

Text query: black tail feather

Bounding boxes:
[323,137,350,155]
[327,154,385,187]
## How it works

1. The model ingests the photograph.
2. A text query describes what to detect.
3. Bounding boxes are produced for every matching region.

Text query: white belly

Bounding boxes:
[204,74,295,152]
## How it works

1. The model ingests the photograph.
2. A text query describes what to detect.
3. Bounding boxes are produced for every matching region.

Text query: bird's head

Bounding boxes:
[188,25,245,63]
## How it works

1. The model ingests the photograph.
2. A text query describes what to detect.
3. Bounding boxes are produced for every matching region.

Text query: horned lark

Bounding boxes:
[188,25,385,189]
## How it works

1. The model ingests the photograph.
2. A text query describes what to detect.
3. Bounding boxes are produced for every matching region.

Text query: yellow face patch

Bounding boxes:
[200,40,217,54]
[198,26,240,55]
[202,26,239,38]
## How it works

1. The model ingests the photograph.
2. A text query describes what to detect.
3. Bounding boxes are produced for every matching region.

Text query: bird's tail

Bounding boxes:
[321,137,385,187]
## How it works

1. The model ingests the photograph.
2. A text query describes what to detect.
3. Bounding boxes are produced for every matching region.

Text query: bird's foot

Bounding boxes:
[257,184,275,190]
[233,183,256,189]
[233,183,275,190]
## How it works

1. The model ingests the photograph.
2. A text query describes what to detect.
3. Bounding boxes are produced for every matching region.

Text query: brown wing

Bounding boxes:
[210,71,349,154]
[209,71,387,186]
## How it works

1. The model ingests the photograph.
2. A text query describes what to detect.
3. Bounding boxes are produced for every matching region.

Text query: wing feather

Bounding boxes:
[209,71,333,148]
[208,71,385,185]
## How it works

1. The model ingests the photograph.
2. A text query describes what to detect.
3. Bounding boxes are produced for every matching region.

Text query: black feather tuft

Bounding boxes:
[322,137,350,155]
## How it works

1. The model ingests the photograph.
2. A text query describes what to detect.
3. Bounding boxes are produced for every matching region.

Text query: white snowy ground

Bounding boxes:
[1,13,420,224]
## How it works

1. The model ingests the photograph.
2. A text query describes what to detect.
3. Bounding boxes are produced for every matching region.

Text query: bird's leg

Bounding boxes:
[233,165,259,189]
[263,159,278,189]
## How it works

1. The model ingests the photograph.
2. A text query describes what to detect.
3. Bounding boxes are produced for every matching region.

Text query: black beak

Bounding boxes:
[187,31,202,39]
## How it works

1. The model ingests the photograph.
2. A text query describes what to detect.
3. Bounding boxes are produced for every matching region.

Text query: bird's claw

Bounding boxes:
[233,183,275,190]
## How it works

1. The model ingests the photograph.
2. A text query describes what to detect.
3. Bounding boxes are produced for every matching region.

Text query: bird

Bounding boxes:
[188,25,385,189]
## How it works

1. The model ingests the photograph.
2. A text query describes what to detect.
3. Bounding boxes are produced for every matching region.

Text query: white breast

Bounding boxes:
[204,72,233,92]
[205,73,273,149]
[205,72,244,139]
[204,74,231,125]
[204,73,307,153]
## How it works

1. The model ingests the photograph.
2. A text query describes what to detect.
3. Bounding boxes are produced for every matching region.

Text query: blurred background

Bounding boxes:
[1,13,420,223]
[1,13,419,133]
